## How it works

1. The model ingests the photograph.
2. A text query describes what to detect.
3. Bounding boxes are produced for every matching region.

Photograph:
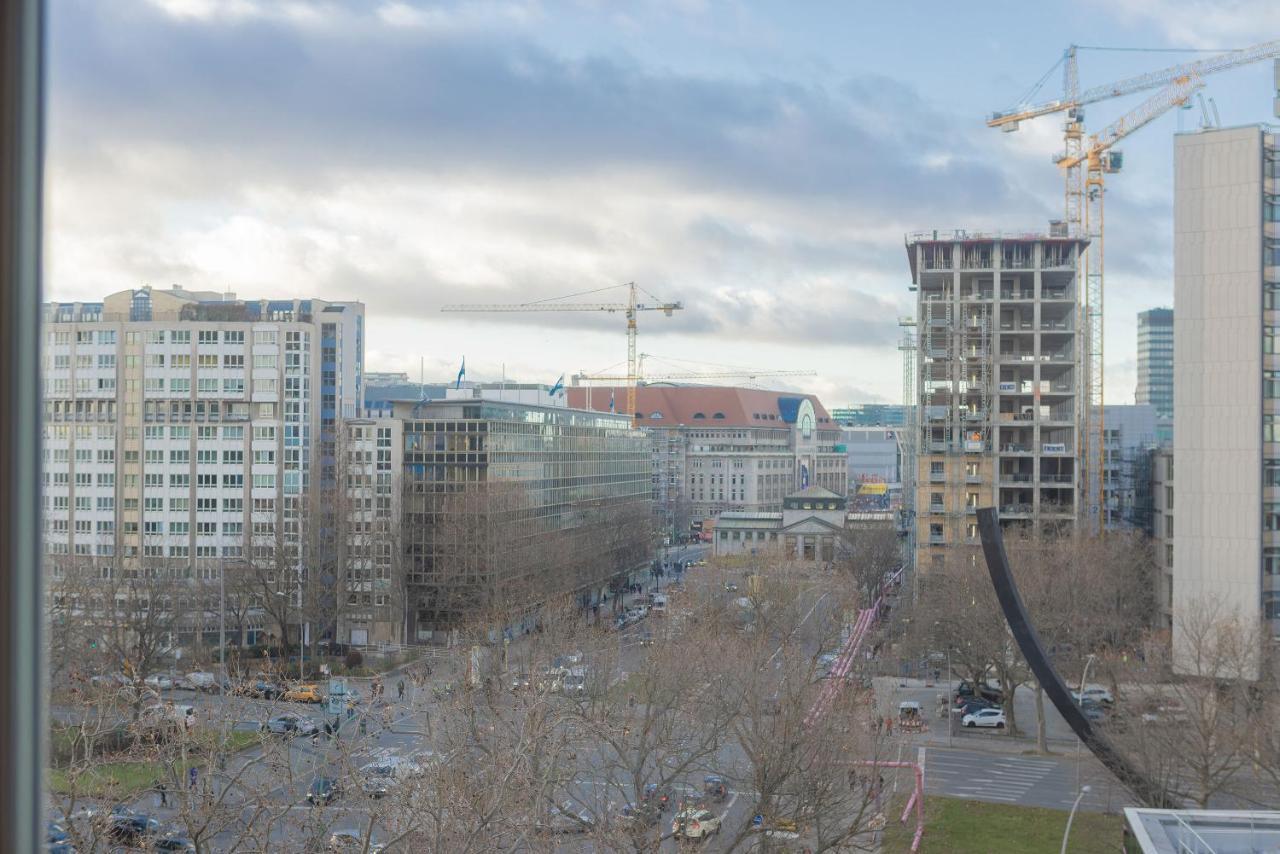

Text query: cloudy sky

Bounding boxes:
[45,0,1277,406]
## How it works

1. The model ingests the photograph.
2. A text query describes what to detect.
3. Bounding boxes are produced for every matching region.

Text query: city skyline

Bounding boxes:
[43,0,1279,406]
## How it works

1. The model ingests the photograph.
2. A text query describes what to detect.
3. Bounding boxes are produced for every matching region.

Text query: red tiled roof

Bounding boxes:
[565,385,833,428]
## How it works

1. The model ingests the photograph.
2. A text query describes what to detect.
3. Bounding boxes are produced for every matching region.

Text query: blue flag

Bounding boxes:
[609,389,615,413]
[549,374,564,397]
[455,357,465,389]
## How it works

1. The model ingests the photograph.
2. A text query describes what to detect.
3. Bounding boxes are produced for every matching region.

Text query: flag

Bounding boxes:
[455,357,465,389]
[609,389,616,413]
[549,374,564,397]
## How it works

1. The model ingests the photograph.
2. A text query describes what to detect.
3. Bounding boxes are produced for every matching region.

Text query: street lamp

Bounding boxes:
[1060,785,1091,854]
[1075,653,1097,790]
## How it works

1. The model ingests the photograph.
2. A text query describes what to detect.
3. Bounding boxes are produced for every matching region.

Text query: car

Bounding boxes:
[552,652,584,669]
[641,783,673,812]
[561,668,588,696]
[671,808,722,839]
[360,756,423,797]
[171,674,197,691]
[638,630,654,647]
[184,672,226,693]
[962,707,1007,729]
[541,802,594,834]
[107,813,161,845]
[957,697,998,716]
[327,830,385,852]
[282,684,323,703]
[510,671,532,692]
[263,713,318,736]
[307,777,342,805]
[956,680,1004,704]
[1072,684,1115,706]
[153,832,197,852]
[1078,699,1107,723]
[241,679,283,699]
[724,582,739,593]
[535,666,565,692]
[618,802,661,828]
[144,674,174,691]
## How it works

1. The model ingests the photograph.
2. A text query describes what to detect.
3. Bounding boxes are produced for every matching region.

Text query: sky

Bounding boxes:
[45,0,1279,407]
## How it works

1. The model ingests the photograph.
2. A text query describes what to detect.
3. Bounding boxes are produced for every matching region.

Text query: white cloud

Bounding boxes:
[1093,0,1274,48]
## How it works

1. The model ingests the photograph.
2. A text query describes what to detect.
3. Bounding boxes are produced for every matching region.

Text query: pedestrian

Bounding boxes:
[323,721,332,740]
[397,679,405,700]
[359,716,367,736]
[188,766,198,791]
[426,663,433,677]
[347,704,355,721]
[157,781,168,808]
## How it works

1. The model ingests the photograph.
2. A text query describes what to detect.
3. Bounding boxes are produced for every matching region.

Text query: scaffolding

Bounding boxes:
[898,318,917,579]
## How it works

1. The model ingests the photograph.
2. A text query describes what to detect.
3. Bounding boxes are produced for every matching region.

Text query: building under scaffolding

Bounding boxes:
[905,229,1088,571]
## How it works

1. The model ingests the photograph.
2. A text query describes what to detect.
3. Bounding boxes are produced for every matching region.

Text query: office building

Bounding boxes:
[394,390,650,640]
[1173,124,1280,656]
[831,404,908,427]
[42,287,364,644]
[1137,308,1174,444]
[1100,404,1159,530]
[843,426,901,510]
[905,229,1087,571]
[565,384,846,537]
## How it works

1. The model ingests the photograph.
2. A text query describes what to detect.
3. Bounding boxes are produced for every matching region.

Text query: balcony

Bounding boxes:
[999,503,1033,517]
[928,533,947,545]
[929,471,946,483]
[1000,472,1033,483]
[1000,443,1031,454]
[965,473,983,484]
[928,504,946,516]
[1000,290,1034,301]
[1040,502,1075,516]
[1042,287,1071,300]
[1039,474,1073,484]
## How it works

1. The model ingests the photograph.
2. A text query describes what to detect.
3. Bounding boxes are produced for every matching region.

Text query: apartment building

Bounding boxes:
[336,416,403,646]
[42,286,364,643]
[1173,124,1280,657]
[394,391,651,640]
[565,384,846,537]
[905,229,1087,571]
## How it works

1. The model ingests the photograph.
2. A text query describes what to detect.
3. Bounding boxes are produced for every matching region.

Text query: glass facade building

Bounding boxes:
[394,396,651,638]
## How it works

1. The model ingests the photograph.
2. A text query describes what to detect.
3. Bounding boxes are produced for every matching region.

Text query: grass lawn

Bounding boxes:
[48,728,261,798]
[880,796,1124,853]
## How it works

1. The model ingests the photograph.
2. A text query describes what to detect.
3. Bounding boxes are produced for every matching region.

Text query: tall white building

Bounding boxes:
[1173,124,1280,659]
[42,287,364,644]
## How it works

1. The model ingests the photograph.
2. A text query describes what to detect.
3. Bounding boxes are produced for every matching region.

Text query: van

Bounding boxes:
[651,595,668,614]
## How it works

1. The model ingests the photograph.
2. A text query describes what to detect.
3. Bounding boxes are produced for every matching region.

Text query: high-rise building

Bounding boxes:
[1136,307,1174,443]
[394,390,651,640]
[1173,124,1280,655]
[905,229,1087,571]
[565,385,846,538]
[42,287,364,645]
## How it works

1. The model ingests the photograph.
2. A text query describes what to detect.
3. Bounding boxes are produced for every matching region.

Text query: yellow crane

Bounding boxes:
[441,282,682,424]
[987,40,1280,527]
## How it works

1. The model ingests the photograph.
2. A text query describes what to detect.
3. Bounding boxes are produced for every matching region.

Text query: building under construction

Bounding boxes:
[905,228,1088,571]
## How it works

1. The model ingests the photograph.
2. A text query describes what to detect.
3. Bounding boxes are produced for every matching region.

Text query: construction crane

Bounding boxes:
[441,282,682,424]
[574,353,816,385]
[987,40,1280,528]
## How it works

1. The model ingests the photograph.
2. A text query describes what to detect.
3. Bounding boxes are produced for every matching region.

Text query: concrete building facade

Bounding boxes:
[42,289,364,635]
[566,385,846,538]
[1173,124,1280,652]
[906,230,1087,571]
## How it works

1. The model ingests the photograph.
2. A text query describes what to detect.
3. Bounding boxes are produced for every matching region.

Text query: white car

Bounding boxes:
[144,674,174,691]
[672,808,722,839]
[1071,684,1114,705]
[961,707,1006,729]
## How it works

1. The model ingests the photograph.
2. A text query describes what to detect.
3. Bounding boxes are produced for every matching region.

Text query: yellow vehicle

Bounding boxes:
[282,684,322,704]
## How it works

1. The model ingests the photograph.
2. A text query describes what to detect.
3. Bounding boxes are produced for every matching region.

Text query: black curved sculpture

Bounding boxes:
[976,508,1175,808]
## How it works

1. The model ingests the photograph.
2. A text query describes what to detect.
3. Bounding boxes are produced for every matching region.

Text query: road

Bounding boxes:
[920,745,1130,813]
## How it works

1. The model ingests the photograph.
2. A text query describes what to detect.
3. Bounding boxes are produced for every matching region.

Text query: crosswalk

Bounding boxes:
[926,749,1061,804]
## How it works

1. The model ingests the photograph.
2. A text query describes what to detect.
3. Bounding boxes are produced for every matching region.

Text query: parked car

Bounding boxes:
[1071,684,1115,706]
[107,812,161,845]
[724,582,739,593]
[1077,699,1107,723]
[144,674,174,691]
[618,802,661,828]
[307,777,342,805]
[638,630,654,647]
[283,684,323,704]
[327,830,385,852]
[957,697,998,716]
[153,832,197,852]
[242,679,284,699]
[185,672,226,693]
[956,680,1004,704]
[263,714,318,736]
[961,707,1007,729]
[641,783,673,812]
[360,756,423,797]
[671,808,722,839]
[561,668,588,696]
